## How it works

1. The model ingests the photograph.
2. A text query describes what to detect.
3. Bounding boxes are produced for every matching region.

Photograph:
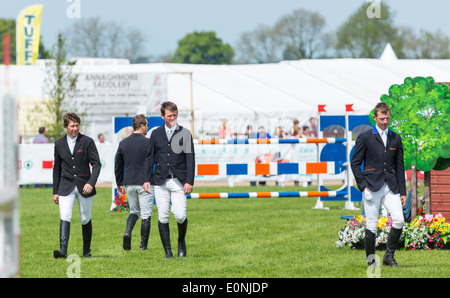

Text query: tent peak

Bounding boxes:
[380,43,398,61]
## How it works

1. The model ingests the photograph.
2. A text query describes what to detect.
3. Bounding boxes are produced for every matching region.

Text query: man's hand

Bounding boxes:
[83,183,93,195]
[401,195,407,207]
[143,182,152,193]
[184,183,193,195]
[53,194,59,205]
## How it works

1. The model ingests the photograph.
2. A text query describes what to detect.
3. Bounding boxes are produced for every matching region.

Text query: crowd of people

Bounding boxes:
[219,118,318,140]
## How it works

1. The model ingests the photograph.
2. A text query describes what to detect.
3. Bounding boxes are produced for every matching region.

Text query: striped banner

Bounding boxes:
[194,138,346,144]
[187,190,347,199]
[196,161,346,176]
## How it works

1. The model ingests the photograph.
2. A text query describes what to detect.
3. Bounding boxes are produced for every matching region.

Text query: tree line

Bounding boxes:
[1,2,450,65]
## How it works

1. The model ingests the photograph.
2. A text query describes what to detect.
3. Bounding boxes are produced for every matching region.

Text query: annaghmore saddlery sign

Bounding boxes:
[74,72,167,118]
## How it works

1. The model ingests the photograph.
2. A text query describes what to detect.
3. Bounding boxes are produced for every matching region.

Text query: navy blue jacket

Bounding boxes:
[115,133,151,186]
[53,133,101,197]
[144,125,195,186]
[350,126,406,196]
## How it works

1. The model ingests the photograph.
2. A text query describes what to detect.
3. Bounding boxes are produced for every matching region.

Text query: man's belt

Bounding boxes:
[167,174,176,179]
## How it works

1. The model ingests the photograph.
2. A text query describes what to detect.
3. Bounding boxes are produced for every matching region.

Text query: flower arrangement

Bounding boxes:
[112,192,129,212]
[404,213,450,250]
[417,197,425,216]
[336,215,399,249]
[337,213,450,250]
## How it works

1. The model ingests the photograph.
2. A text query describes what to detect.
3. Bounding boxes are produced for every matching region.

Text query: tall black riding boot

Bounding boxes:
[140,217,151,251]
[123,213,138,251]
[54,220,70,259]
[82,220,92,258]
[158,221,173,258]
[365,229,376,267]
[383,227,402,267]
[177,218,188,257]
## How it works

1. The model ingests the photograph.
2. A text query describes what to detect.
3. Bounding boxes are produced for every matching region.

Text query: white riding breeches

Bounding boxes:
[154,178,187,224]
[59,186,93,225]
[363,183,404,234]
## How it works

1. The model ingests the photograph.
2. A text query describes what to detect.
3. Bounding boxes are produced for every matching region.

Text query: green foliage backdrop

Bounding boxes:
[379,76,450,172]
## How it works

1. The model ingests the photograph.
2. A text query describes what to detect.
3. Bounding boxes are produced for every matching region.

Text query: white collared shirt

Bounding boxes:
[376,125,388,147]
[165,124,178,141]
[67,134,78,155]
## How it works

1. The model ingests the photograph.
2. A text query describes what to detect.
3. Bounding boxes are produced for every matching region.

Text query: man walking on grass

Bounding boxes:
[115,114,154,251]
[351,102,406,268]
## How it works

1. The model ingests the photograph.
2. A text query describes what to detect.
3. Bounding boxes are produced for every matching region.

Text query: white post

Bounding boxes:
[0,88,20,277]
[344,107,358,210]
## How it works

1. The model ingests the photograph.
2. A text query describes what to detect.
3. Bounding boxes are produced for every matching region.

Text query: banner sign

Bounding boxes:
[17,143,338,185]
[74,72,167,118]
[16,5,43,65]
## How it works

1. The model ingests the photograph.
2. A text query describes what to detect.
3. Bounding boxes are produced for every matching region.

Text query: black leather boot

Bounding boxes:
[82,220,92,258]
[365,229,376,267]
[123,214,138,251]
[177,218,188,257]
[383,227,402,267]
[54,220,70,259]
[158,221,173,258]
[140,217,151,251]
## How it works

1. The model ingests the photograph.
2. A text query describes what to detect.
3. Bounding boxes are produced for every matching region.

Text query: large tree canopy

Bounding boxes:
[379,76,450,172]
[173,31,233,64]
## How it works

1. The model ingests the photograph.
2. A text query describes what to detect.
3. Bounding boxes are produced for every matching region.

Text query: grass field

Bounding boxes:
[18,185,450,278]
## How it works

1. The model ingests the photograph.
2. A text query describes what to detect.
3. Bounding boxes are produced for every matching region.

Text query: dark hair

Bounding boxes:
[132,114,148,130]
[63,113,81,127]
[374,102,391,116]
[38,127,45,134]
[160,101,178,116]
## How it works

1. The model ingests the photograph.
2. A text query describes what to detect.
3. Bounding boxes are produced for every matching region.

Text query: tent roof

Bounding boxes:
[3,57,450,123]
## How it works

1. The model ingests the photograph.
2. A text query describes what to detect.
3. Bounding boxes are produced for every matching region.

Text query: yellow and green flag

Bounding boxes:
[16,5,43,65]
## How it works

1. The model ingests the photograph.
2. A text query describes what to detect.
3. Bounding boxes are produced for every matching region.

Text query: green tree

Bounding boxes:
[335,2,404,58]
[173,31,234,64]
[379,76,450,216]
[29,33,80,142]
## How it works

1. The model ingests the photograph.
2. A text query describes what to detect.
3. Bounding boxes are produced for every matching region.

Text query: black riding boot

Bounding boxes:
[140,217,151,251]
[54,220,70,259]
[123,213,138,251]
[82,220,92,258]
[365,229,376,267]
[383,227,402,267]
[158,221,173,258]
[177,218,188,257]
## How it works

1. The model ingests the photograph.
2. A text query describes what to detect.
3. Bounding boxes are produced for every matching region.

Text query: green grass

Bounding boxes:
[19,185,450,278]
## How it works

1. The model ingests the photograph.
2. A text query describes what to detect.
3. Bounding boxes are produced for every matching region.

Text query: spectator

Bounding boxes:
[218,120,234,139]
[289,119,301,138]
[33,127,49,144]
[256,126,271,139]
[302,126,311,138]
[274,126,287,139]
[309,117,318,137]
[245,125,256,139]
[96,133,110,145]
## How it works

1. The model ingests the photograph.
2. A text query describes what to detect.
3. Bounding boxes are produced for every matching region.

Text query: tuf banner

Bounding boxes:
[16,5,43,65]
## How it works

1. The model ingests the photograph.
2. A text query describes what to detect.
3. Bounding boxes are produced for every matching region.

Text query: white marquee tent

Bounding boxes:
[3,47,450,141]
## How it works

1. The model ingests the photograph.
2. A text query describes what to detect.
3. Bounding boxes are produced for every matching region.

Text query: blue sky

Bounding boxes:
[1,0,450,57]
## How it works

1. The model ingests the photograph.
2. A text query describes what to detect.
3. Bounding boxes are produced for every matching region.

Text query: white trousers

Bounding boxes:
[154,178,187,224]
[59,186,93,225]
[126,184,154,219]
[363,183,404,234]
